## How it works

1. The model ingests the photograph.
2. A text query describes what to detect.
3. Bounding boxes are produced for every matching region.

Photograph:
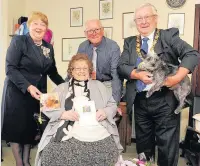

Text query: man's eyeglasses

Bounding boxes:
[73,67,89,72]
[134,15,157,24]
[85,28,102,35]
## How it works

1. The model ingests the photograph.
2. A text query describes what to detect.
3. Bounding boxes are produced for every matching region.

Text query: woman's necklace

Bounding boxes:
[34,41,42,46]
[136,29,160,60]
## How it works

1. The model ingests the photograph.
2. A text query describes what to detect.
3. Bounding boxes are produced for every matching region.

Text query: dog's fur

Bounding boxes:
[137,53,191,114]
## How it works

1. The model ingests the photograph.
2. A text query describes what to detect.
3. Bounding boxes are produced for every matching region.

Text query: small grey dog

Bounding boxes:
[137,53,191,114]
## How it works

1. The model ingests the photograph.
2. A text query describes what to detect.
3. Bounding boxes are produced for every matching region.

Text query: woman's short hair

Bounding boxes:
[27,11,48,27]
[67,54,93,77]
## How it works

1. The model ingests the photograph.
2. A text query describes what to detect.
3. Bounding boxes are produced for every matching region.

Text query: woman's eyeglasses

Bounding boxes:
[73,67,89,72]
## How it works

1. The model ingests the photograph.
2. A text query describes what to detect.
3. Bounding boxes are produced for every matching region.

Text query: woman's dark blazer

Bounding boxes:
[5,34,64,94]
[1,34,64,132]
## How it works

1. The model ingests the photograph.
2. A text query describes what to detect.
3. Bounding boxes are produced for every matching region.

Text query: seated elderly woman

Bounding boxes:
[35,53,123,166]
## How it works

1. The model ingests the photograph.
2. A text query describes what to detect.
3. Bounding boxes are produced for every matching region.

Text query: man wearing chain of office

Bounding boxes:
[117,3,199,166]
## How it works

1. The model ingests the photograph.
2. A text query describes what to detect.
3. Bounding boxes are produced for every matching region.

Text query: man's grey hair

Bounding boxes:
[84,19,103,31]
[135,3,158,17]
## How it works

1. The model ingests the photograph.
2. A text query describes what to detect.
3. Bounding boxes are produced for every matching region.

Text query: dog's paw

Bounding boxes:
[174,108,181,114]
[146,92,151,98]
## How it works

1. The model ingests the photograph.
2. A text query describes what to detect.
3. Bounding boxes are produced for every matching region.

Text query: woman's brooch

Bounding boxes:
[41,46,50,58]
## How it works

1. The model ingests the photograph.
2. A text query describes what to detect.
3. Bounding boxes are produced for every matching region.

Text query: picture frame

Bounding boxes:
[122,12,136,39]
[168,13,185,35]
[70,7,83,27]
[103,27,113,39]
[62,37,86,61]
[99,0,113,20]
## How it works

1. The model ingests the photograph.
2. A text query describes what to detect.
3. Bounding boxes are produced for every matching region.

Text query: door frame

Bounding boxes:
[193,4,200,51]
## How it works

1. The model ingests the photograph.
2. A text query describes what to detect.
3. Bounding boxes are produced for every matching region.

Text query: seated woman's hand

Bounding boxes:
[96,109,107,121]
[60,110,79,121]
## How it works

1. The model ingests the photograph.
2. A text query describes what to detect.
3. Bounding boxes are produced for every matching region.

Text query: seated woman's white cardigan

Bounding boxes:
[35,79,123,166]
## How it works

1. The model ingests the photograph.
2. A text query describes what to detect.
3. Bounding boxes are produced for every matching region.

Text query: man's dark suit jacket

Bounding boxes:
[117,28,200,118]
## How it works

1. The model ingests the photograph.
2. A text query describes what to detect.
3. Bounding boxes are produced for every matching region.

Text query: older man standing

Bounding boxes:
[117,3,199,166]
[77,19,122,102]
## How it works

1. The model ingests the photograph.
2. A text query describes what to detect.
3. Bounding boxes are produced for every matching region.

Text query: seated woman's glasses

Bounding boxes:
[73,67,88,72]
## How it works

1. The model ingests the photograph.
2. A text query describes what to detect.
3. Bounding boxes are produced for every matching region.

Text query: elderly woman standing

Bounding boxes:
[35,54,123,166]
[1,12,64,166]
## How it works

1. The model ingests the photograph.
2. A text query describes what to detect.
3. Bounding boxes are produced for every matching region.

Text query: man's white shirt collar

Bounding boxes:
[141,30,155,41]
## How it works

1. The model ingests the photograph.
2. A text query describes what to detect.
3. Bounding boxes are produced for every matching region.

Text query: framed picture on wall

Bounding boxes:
[103,27,113,39]
[70,7,83,27]
[122,12,136,39]
[168,13,185,35]
[99,0,113,20]
[62,37,86,61]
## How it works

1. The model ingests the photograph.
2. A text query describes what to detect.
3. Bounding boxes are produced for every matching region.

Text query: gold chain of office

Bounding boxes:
[136,29,160,60]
